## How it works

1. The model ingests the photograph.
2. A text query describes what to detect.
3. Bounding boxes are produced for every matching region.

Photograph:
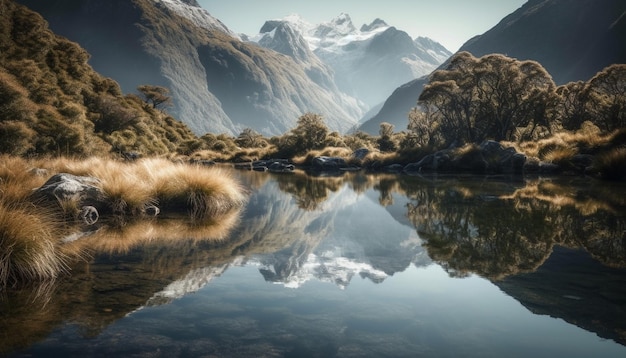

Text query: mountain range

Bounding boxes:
[359,0,626,134]
[250,13,451,110]
[15,0,450,136]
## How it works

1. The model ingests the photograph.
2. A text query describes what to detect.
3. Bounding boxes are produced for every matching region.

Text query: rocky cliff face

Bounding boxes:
[360,0,626,134]
[16,0,362,135]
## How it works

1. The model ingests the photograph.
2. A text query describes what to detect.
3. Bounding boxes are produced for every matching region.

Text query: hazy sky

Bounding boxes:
[196,0,527,52]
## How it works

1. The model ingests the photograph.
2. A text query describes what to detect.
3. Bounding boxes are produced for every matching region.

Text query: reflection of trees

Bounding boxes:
[404,177,626,279]
[274,171,344,210]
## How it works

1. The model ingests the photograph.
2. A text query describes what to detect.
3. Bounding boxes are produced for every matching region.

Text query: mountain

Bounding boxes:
[251,13,451,114]
[16,0,362,136]
[0,0,198,156]
[359,0,626,134]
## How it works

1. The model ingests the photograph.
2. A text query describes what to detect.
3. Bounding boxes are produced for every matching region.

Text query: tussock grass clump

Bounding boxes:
[361,151,400,168]
[138,159,247,219]
[0,202,67,287]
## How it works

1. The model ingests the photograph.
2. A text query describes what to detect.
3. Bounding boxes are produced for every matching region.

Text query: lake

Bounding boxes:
[2,169,626,357]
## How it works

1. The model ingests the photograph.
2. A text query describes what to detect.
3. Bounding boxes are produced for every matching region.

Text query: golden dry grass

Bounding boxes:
[0,202,67,287]
[0,155,248,287]
[293,147,354,165]
[62,209,242,255]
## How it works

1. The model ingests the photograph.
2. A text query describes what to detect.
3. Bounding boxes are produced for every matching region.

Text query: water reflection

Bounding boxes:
[2,170,626,355]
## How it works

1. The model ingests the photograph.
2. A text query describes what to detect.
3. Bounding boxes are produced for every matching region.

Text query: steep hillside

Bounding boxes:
[0,0,198,157]
[17,0,362,136]
[360,0,626,134]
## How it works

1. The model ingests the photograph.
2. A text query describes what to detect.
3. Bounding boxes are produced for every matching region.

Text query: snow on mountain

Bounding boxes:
[262,252,389,289]
[251,13,452,109]
[144,256,246,307]
[156,0,237,36]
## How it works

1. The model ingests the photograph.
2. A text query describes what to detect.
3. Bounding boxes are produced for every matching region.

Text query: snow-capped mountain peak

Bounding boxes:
[313,12,357,38]
[360,18,389,32]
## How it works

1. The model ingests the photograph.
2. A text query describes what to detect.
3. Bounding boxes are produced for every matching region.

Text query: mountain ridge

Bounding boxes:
[16,0,363,136]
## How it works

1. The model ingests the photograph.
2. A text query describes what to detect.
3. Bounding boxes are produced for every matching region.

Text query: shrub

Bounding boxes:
[0,121,35,155]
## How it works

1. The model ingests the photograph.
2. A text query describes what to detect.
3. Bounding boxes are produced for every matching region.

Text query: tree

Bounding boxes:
[377,122,397,152]
[585,64,626,133]
[407,105,437,147]
[418,52,557,145]
[556,81,589,131]
[137,85,172,110]
[235,127,265,148]
[290,112,328,154]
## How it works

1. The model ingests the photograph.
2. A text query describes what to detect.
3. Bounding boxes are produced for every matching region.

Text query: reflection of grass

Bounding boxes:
[63,209,242,255]
[502,180,616,216]
[0,156,247,288]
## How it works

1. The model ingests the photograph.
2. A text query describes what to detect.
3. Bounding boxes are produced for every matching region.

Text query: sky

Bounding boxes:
[196,0,527,52]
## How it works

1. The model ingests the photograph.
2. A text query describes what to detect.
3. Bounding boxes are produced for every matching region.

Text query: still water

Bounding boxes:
[2,170,626,357]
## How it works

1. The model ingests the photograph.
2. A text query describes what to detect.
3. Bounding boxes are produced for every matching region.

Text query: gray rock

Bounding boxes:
[80,205,99,225]
[311,156,347,171]
[33,173,105,207]
[352,148,370,160]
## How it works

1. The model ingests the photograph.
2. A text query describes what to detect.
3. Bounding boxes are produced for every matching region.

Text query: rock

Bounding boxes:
[79,205,99,225]
[453,149,488,172]
[352,148,370,160]
[248,159,294,173]
[311,156,347,172]
[571,154,594,172]
[403,162,422,174]
[122,151,140,161]
[404,141,527,174]
[384,164,404,173]
[144,204,160,217]
[33,173,105,208]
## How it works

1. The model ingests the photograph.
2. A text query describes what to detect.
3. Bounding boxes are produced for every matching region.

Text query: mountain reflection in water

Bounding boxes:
[2,170,625,357]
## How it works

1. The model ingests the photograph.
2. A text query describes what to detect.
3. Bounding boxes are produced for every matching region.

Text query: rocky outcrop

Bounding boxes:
[404,141,527,175]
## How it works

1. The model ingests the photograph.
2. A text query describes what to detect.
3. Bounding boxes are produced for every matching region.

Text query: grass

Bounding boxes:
[0,202,67,288]
[0,155,248,288]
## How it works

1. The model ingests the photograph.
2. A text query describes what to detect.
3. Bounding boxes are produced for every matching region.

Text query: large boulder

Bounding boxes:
[310,156,348,172]
[32,173,108,225]
[33,173,105,208]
